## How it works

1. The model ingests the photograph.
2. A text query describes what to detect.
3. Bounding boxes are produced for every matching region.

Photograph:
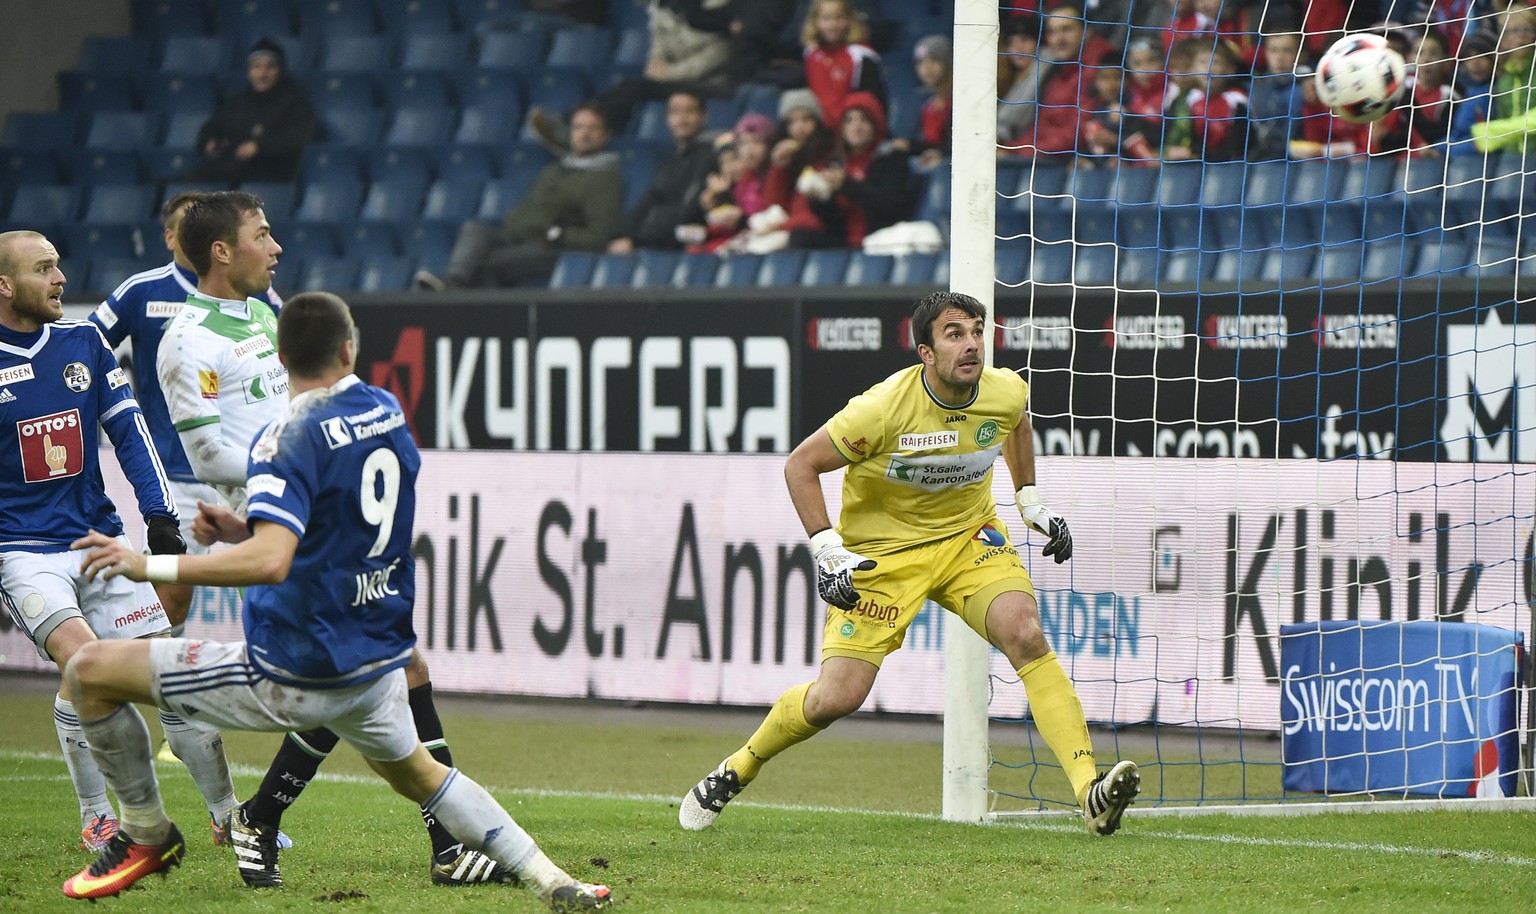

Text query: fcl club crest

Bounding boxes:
[62,361,91,393]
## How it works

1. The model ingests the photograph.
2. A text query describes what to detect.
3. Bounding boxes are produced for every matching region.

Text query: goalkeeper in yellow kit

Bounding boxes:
[679,291,1139,835]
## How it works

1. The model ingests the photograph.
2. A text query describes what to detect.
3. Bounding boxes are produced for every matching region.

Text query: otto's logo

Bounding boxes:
[198,370,219,398]
[974,524,1006,547]
[62,361,91,393]
[974,420,999,448]
[18,409,84,483]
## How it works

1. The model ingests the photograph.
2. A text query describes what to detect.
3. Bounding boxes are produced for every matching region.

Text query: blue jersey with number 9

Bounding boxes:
[241,375,419,687]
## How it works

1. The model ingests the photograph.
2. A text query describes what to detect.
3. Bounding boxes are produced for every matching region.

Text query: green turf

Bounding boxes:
[2,686,1532,912]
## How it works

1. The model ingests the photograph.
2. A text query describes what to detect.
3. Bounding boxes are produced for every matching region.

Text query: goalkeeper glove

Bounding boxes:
[810,528,876,610]
[1015,485,1072,564]
[146,515,187,556]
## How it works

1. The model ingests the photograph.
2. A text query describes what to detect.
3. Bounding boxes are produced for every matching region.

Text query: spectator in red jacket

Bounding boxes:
[1161,37,1249,161]
[800,0,887,127]
[1003,2,1120,158]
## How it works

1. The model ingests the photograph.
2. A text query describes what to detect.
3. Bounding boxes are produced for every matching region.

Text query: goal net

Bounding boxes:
[942,0,1535,819]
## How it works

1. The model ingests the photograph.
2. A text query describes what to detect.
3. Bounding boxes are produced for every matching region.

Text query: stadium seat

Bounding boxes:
[384,108,456,147]
[1472,240,1518,275]
[476,172,538,222]
[1,111,78,150]
[1259,246,1318,286]
[631,250,681,287]
[714,254,763,287]
[294,178,363,222]
[735,82,782,120]
[1157,160,1203,206]
[590,253,637,288]
[453,68,525,111]
[523,70,592,119]
[59,224,142,263]
[367,146,433,183]
[300,0,377,37]
[298,256,361,292]
[379,70,453,111]
[398,219,457,272]
[57,72,138,115]
[884,95,919,145]
[1239,161,1288,208]
[890,251,939,285]
[844,252,894,285]
[1320,202,1366,244]
[1159,249,1212,285]
[1026,243,1071,284]
[1319,241,1365,280]
[1361,238,1411,280]
[64,150,141,186]
[1199,160,1248,207]
[133,0,212,38]
[299,145,365,184]
[1284,159,1346,206]
[338,223,401,259]
[801,249,851,286]
[356,256,416,291]
[456,102,525,146]
[83,185,156,224]
[1113,203,1158,249]
[1414,242,1473,277]
[318,35,395,72]
[1337,154,1399,201]
[310,72,376,110]
[140,72,218,116]
[84,112,161,150]
[549,251,598,288]
[280,221,342,261]
[214,0,296,42]
[0,148,61,186]
[757,250,807,286]
[1116,247,1158,286]
[917,163,951,225]
[321,107,386,146]
[420,177,482,221]
[76,36,155,75]
[433,144,498,183]
[237,182,297,222]
[1062,162,1112,208]
[399,34,472,71]
[613,27,649,70]
[360,172,430,222]
[374,0,456,34]
[7,185,81,224]
[1112,166,1158,206]
[546,27,614,68]
[158,36,228,73]
[1074,244,1116,286]
[476,31,549,73]
[706,98,743,134]
[671,252,719,287]
[630,100,669,142]
[994,247,1027,286]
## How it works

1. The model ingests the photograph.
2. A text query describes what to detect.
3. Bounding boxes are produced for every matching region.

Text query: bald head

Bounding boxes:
[0,230,66,332]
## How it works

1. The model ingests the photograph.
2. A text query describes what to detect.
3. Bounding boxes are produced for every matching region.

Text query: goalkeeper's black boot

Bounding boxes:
[227,803,283,887]
[1083,759,1140,836]
[547,881,613,911]
[678,759,743,830]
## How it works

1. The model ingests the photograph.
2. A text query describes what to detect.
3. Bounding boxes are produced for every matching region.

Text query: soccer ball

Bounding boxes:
[1314,33,1408,124]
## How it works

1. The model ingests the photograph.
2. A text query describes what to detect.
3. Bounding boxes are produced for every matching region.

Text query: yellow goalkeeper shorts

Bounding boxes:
[821,520,1036,667]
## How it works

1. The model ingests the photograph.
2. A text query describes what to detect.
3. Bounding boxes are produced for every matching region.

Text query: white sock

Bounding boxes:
[423,769,568,894]
[79,704,171,843]
[159,710,237,823]
[54,694,114,826]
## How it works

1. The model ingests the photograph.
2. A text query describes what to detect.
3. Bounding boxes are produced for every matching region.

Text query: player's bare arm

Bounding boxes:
[1002,400,1038,490]
[74,521,297,586]
[784,422,848,536]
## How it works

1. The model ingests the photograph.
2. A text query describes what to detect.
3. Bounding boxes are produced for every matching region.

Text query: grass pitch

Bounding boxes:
[1,677,1532,913]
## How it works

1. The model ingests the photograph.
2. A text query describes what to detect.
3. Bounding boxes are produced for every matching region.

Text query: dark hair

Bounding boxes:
[668,89,706,113]
[911,291,986,348]
[179,190,265,277]
[570,101,610,131]
[278,291,354,379]
[160,190,208,228]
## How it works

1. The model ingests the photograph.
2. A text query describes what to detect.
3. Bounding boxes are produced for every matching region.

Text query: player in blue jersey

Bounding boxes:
[0,230,240,855]
[90,191,283,636]
[63,292,612,910]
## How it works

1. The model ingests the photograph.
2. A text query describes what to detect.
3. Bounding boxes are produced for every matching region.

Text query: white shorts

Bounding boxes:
[144,479,223,557]
[149,638,418,762]
[0,541,170,661]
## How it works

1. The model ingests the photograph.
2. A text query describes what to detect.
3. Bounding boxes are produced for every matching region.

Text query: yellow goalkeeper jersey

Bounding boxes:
[826,364,1028,553]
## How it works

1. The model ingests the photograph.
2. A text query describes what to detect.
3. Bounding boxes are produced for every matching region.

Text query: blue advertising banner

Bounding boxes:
[1280,621,1524,797]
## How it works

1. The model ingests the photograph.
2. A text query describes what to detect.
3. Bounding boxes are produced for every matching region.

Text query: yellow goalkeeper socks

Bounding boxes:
[1017,651,1097,805]
[727,682,821,785]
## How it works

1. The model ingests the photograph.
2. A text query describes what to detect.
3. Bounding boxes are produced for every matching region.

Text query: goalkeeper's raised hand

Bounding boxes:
[810,528,876,610]
[1015,485,1073,563]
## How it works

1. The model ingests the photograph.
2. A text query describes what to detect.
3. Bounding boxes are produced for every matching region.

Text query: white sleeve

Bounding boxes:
[176,424,250,488]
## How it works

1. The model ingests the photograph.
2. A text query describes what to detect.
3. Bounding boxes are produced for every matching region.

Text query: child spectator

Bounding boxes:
[1448,30,1498,155]
[1003,2,1118,158]
[997,15,1047,145]
[1248,30,1308,161]
[1375,29,1458,157]
[1289,59,1371,158]
[1162,37,1249,161]
[1119,37,1166,159]
[801,0,887,127]
[905,35,954,167]
[1197,0,1263,70]
[823,92,916,246]
[764,89,838,206]
[1470,7,1536,154]
[1081,66,1128,159]
[1161,0,1215,54]
[678,113,775,253]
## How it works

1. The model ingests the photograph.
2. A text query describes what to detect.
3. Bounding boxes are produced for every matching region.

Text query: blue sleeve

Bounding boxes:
[88,288,136,348]
[94,328,175,521]
[245,421,314,538]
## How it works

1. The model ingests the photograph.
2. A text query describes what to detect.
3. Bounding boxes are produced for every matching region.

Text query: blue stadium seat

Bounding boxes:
[1285,159,1346,206]
[706,98,743,135]
[1361,238,1412,280]
[1117,247,1158,286]
[214,0,296,42]
[1337,154,1400,201]
[158,36,228,73]
[758,250,808,286]
[399,34,472,71]
[994,210,1029,244]
[299,145,365,184]
[374,0,456,34]
[337,223,401,259]
[1199,161,1248,207]
[714,254,763,287]
[76,36,155,75]
[367,147,434,183]
[1159,249,1212,285]
[453,68,524,110]
[357,256,417,291]
[433,144,498,182]
[1362,197,1408,245]
[1472,239,1518,275]
[140,72,218,116]
[1157,160,1203,206]
[620,157,657,212]
[735,82,782,120]
[1,111,78,149]
[419,177,480,221]
[399,220,457,272]
[613,27,649,70]
[133,0,211,38]
[294,178,363,221]
[631,100,669,142]
[1027,242,1072,284]
[85,112,161,150]
[590,253,637,288]
[59,224,141,263]
[64,150,141,186]
[1413,241,1474,277]
[1074,245,1116,286]
[360,172,430,222]
[160,109,210,149]
[523,69,591,118]
[994,247,1027,286]
[548,251,598,288]
[57,72,138,115]
[477,173,537,221]
[1320,202,1366,244]
[917,163,951,225]
[8,186,79,224]
[379,70,453,111]
[546,26,614,67]
[1062,162,1112,208]
[844,252,894,285]
[802,249,851,285]
[1,148,61,186]
[280,221,342,261]
[1319,241,1365,280]
[1112,166,1158,206]
[385,108,457,147]
[1259,246,1319,286]
[631,250,681,287]
[318,35,395,72]
[884,94,919,145]
[1239,161,1288,208]
[456,102,525,146]
[310,72,376,110]
[321,107,386,146]
[671,252,719,287]
[298,256,361,292]
[477,31,549,73]
[1113,203,1158,249]
[83,185,156,224]
[238,182,297,222]
[300,0,377,36]
[890,251,939,285]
